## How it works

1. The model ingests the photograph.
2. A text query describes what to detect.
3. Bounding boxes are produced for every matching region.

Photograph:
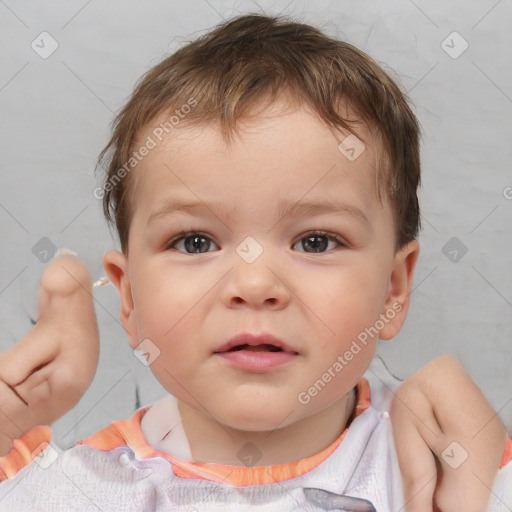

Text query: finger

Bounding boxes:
[391,380,443,451]
[37,257,99,365]
[391,381,443,512]
[432,361,499,435]
[37,253,93,300]
[0,373,48,455]
[0,326,59,388]
[412,356,506,512]
[393,418,437,512]
[431,424,504,512]
[435,467,492,512]
[0,255,93,385]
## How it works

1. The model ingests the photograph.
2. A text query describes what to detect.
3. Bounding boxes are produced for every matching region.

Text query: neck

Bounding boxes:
[177,388,356,466]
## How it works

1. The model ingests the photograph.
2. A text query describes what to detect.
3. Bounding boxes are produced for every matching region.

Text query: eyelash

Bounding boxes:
[164,230,348,253]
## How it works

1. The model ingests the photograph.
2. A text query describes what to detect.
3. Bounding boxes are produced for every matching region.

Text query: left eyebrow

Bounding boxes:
[277,200,371,229]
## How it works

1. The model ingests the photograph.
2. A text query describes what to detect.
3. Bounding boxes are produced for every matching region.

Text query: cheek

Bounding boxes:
[307,269,387,380]
[131,262,229,393]
[134,264,198,322]
[313,270,387,332]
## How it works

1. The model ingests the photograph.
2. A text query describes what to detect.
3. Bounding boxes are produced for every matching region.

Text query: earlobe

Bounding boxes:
[102,250,139,348]
[379,240,420,340]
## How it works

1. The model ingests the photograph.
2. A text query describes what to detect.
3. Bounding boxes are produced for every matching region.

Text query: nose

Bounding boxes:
[220,249,290,310]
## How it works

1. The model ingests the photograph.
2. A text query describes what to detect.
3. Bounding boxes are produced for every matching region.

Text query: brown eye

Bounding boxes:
[293,232,345,253]
[167,232,219,254]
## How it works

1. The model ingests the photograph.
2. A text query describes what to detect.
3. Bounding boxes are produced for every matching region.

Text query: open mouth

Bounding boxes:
[214,337,298,370]
[225,344,284,352]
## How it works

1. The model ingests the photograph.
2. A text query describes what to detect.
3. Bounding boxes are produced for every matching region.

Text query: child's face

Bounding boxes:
[104,98,418,433]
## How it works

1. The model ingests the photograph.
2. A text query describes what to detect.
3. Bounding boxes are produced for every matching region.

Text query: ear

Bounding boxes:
[379,240,419,340]
[103,250,139,349]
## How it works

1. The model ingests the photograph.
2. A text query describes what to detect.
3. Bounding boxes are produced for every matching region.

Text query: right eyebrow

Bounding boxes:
[146,199,233,227]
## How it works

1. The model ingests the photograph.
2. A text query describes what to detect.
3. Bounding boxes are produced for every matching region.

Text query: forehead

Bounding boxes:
[129,99,388,227]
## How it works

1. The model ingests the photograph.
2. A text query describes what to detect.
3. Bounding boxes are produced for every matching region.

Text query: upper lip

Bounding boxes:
[213,333,299,354]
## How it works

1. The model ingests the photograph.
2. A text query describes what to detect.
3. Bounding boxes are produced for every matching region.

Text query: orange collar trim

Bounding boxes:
[77,379,371,486]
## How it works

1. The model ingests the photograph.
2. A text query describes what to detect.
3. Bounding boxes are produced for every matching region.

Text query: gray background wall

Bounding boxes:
[0,0,511,446]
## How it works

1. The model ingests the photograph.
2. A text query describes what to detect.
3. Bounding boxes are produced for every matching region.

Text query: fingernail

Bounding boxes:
[55,248,78,257]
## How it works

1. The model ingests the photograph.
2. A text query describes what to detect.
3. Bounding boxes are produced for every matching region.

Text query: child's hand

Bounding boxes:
[0,254,100,456]
[390,355,507,512]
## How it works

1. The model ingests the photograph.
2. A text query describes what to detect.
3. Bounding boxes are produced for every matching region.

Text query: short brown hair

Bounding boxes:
[97,13,420,254]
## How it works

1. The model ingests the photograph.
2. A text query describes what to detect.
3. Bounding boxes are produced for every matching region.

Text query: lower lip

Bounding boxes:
[214,350,298,371]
